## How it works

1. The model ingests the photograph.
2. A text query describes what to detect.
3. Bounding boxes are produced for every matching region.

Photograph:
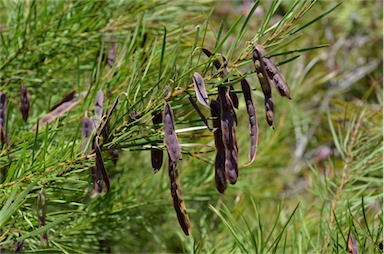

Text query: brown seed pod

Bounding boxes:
[187,95,211,130]
[253,48,275,128]
[90,165,103,195]
[0,92,7,147]
[168,157,191,235]
[97,96,119,137]
[163,102,180,163]
[218,87,238,184]
[19,84,30,122]
[49,90,76,112]
[348,232,359,254]
[39,96,79,129]
[210,100,227,193]
[241,79,259,165]
[151,111,163,173]
[93,136,111,192]
[192,72,209,108]
[37,188,48,245]
[222,56,239,109]
[255,45,291,99]
[201,48,222,70]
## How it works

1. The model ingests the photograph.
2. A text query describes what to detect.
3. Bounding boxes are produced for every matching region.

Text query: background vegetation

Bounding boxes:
[0,0,382,253]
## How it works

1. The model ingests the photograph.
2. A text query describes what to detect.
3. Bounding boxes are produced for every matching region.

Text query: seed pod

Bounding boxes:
[93,136,111,192]
[81,117,95,155]
[218,87,238,184]
[19,84,30,122]
[201,48,222,70]
[188,95,211,130]
[97,96,119,137]
[348,232,358,254]
[94,90,104,127]
[39,96,79,129]
[0,92,7,147]
[192,72,209,108]
[222,56,239,109]
[90,166,103,195]
[37,188,48,245]
[241,79,258,165]
[253,48,275,128]
[210,100,227,193]
[255,45,291,99]
[49,90,76,112]
[151,111,163,173]
[163,102,180,163]
[168,156,191,235]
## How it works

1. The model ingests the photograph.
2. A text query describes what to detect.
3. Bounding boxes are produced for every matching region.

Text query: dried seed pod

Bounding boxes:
[210,100,227,193]
[81,117,95,155]
[163,102,180,163]
[253,48,275,128]
[93,136,111,192]
[94,90,104,127]
[90,166,103,195]
[218,87,238,184]
[49,90,76,112]
[241,79,259,165]
[97,96,119,137]
[19,84,30,122]
[202,48,222,70]
[188,95,211,130]
[192,72,209,108]
[39,96,79,129]
[151,111,163,172]
[168,157,191,235]
[222,56,239,109]
[255,45,291,99]
[348,232,359,254]
[0,92,7,147]
[37,188,48,245]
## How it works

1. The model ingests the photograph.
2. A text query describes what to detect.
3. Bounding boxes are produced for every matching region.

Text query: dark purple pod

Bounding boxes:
[241,79,259,165]
[163,102,180,163]
[151,111,163,172]
[168,156,191,235]
[19,84,30,122]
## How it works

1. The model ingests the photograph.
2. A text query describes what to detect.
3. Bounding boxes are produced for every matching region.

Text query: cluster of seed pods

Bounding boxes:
[149,45,291,235]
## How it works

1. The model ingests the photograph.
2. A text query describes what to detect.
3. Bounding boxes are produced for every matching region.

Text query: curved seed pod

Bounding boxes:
[39,96,79,128]
[256,45,291,99]
[192,72,209,108]
[218,87,238,184]
[210,100,227,193]
[81,117,95,155]
[19,84,30,122]
[168,157,191,235]
[163,102,180,163]
[241,79,259,165]
[188,95,211,130]
[90,166,103,195]
[151,111,163,173]
[253,48,275,128]
[0,92,7,147]
[97,96,119,137]
[37,188,48,245]
[201,48,222,70]
[50,90,76,111]
[93,136,111,192]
